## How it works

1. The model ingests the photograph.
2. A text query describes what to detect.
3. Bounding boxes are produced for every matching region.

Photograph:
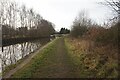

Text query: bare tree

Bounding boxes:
[104,0,120,22]
[0,0,7,25]
[71,10,91,37]
[27,8,35,29]
[34,14,42,29]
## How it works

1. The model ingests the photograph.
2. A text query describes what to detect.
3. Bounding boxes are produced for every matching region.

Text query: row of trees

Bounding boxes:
[70,0,119,45]
[59,28,70,34]
[0,0,55,39]
[70,10,93,37]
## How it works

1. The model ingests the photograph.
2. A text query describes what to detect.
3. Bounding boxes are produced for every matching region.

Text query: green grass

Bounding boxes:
[10,38,59,78]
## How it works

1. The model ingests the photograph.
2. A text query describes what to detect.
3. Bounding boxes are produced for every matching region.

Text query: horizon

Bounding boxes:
[12,0,112,31]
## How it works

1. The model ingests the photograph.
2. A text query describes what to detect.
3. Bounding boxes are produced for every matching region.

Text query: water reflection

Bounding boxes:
[1,39,50,71]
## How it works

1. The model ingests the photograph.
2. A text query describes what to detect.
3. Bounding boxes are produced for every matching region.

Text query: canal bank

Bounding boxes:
[3,38,57,78]
[3,37,78,78]
[1,38,51,71]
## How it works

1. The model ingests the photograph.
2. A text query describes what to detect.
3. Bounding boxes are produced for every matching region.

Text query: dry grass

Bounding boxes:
[65,37,118,78]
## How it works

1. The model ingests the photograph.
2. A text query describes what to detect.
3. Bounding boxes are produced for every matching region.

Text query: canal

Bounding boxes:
[0,38,51,73]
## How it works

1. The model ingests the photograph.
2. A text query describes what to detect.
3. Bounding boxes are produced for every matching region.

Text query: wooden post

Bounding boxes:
[2,46,3,52]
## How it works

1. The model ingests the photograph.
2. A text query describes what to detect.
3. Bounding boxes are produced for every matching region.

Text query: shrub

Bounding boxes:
[95,23,119,45]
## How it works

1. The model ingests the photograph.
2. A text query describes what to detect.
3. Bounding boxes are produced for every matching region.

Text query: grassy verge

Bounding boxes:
[64,37,118,78]
[8,38,59,78]
[3,39,49,76]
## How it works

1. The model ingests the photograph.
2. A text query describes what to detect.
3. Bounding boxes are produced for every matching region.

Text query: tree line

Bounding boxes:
[70,0,119,46]
[59,28,70,34]
[0,0,55,39]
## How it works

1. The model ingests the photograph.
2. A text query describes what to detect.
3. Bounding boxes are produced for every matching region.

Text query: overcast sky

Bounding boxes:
[14,0,112,31]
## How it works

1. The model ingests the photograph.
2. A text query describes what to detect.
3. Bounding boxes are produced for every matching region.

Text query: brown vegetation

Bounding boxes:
[65,36,118,78]
[69,5,119,77]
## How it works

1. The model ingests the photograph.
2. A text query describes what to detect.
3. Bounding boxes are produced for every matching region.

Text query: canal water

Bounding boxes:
[0,38,50,74]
